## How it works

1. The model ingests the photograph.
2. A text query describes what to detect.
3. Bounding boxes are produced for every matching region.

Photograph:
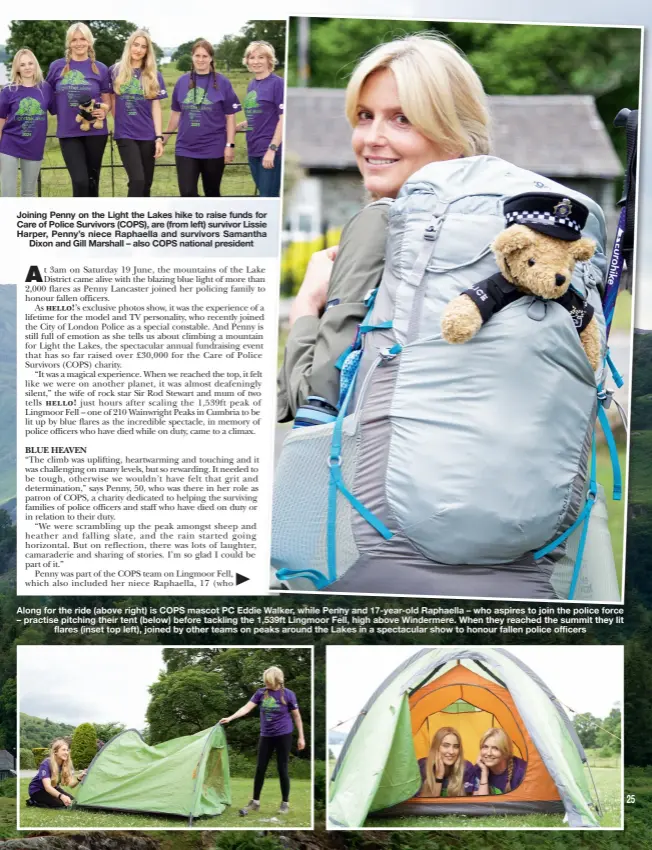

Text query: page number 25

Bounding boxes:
[626,794,636,804]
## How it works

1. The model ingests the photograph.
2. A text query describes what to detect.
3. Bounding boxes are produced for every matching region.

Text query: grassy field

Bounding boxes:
[597,441,627,593]
[17,776,311,830]
[362,763,621,829]
[35,62,262,197]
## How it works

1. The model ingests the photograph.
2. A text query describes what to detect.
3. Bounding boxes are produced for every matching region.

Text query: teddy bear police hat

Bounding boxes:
[504,192,589,241]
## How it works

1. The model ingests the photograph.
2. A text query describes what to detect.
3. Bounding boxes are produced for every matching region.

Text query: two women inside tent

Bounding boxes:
[416,726,526,798]
[329,650,601,828]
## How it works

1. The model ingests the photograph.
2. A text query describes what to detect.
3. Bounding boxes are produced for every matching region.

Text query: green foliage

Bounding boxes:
[19,712,75,749]
[176,53,192,73]
[290,18,640,162]
[146,668,229,744]
[0,778,15,798]
[70,722,97,769]
[5,20,162,76]
[574,712,599,749]
[171,39,203,62]
[19,748,34,770]
[93,721,126,743]
[31,747,49,763]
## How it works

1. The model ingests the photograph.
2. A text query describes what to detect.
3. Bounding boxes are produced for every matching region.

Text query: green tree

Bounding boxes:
[595,707,622,749]
[93,721,126,743]
[573,711,599,749]
[70,722,97,769]
[172,39,203,62]
[239,19,287,65]
[176,54,192,73]
[214,35,242,73]
[6,20,163,75]
[146,668,229,744]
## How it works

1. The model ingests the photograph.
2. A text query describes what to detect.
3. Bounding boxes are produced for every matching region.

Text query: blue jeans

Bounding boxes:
[248,155,281,197]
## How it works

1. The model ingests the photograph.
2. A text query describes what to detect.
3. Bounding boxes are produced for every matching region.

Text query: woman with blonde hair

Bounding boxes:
[164,39,240,197]
[0,49,53,196]
[472,728,527,795]
[238,40,284,197]
[416,727,475,797]
[26,738,86,808]
[110,29,167,197]
[278,33,490,424]
[220,665,305,815]
[46,22,111,196]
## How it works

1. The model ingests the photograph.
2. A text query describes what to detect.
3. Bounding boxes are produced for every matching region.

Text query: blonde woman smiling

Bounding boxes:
[27,739,86,808]
[220,665,305,815]
[46,22,111,196]
[111,29,167,197]
[239,40,284,197]
[0,49,53,196]
[417,727,475,797]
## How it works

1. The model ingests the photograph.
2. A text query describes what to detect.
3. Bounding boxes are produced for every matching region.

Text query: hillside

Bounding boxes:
[19,713,75,749]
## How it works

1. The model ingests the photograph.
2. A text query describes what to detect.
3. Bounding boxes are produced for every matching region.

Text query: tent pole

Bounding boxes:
[585,761,603,817]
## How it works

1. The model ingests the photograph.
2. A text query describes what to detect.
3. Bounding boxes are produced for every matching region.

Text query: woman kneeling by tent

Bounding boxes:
[220,665,305,815]
[27,739,86,808]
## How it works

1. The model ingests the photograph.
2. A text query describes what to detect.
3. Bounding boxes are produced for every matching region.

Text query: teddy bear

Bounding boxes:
[440,192,601,371]
[76,98,106,131]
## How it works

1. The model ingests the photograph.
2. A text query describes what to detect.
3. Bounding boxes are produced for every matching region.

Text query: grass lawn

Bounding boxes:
[35,63,265,198]
[363,764,621,829]
[18,776,311,830]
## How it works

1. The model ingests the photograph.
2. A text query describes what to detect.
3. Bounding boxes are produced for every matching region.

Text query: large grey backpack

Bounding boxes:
[272,156,621,600]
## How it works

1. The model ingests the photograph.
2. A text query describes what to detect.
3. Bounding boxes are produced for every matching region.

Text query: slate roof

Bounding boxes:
[0,750,14,769]
[286,89,622,179]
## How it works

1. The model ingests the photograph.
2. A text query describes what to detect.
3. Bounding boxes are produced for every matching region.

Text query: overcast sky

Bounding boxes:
[327,645,623,732]
[18,646,165,730]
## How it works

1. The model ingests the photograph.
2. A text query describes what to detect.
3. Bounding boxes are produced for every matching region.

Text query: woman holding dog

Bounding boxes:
[0,49,53,197]
[27,739,86,809]
[110,29,167,197]
[219,665,305,816]
[46,22,111,197]
[278,33,490,422]
[164,39,240,197]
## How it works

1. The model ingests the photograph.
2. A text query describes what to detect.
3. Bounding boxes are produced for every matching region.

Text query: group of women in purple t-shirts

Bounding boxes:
[417,726,527,798]
[0,22,284,198]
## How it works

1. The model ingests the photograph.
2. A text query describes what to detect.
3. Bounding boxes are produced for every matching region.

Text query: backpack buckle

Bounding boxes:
[598,388,613,409]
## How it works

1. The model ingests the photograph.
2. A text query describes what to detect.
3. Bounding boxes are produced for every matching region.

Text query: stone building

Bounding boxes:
[284,88,623,241]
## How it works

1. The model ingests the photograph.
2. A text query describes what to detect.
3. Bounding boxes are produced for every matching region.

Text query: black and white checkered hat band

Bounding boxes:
[505,210,582,232]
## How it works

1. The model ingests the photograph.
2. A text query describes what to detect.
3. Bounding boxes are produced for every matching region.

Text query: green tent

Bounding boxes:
[75,723,230,824]
[329,648,602,828]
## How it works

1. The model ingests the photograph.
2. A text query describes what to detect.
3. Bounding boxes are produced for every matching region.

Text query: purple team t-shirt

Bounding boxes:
[110,66,168,140]
[416,757,476,797]
[0,82,53,161]
[171,72,240,159]
[242,73,284,157]
[46,57,111,138]
[469,756,527,794]
[28,758,53,796]
[251,687,298,737]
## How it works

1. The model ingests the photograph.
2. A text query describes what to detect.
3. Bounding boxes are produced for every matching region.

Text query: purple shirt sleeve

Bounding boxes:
[223,78,241,115]
[156,71,168,100]
[250,688,263,705]
[171,78,182,112]
[275,75,284,116]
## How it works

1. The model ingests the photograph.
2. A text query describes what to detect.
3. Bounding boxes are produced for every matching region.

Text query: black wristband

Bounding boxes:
[435,776,445,783]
